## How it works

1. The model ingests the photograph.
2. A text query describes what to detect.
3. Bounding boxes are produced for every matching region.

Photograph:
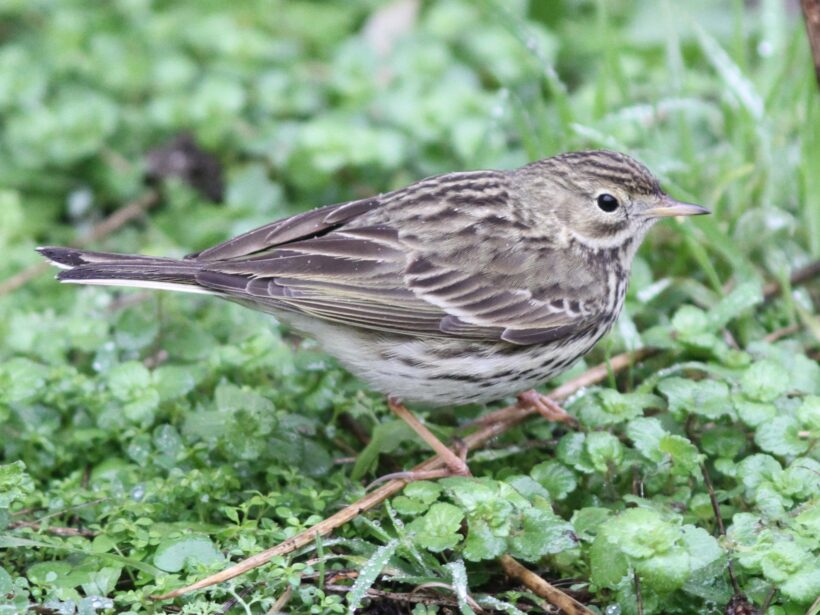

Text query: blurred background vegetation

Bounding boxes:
[0,0,818,613]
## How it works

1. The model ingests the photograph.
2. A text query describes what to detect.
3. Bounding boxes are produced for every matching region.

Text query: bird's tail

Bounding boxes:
[37,247,213,295]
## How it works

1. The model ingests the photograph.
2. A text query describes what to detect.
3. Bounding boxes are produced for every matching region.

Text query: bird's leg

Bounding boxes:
[367,396,471,487]
[516,390,579,428]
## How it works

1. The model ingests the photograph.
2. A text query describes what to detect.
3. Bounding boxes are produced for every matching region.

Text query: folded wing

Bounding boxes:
[193,174,603,345]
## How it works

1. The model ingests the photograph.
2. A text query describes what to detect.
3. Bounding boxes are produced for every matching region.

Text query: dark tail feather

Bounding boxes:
[37,246,208,293]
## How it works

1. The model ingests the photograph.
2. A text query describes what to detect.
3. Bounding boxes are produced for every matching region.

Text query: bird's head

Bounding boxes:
[519,150,709,251]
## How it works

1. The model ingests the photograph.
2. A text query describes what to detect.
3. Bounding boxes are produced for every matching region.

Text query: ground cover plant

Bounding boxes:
[0,0,818,613]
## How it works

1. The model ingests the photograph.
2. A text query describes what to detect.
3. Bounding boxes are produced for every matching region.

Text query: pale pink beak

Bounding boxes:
[644,195,710,218]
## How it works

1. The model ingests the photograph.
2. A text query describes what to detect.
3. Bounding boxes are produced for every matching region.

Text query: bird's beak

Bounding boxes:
[643,195,710,218]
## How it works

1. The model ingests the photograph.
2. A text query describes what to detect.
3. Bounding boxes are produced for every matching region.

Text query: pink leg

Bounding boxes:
[517,390,579,428]
[366,397,471,488]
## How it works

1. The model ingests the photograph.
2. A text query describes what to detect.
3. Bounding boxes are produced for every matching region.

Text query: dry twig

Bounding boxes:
[6,520,96,538]
[802,0,820,86]
[499,555,591,615]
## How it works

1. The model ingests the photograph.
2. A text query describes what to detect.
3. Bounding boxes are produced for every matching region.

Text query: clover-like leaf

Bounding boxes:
[530,461,577,501]
[590,533,629,589]
[734,398,777,427]
[657,377,732,420]
[740,360,790,402]
[576,389,657,426]
[608,508,680,559]
[754,416,809,457]
[153,535,224,573]
[463,518,507,562]
[0,462,34,509]
[585,431,624,473]
[658,434,703,475]
[571,507,612,542]
[700,426,747,459]
[508,508,575,562]
[635,547,690,593]
[0,358,49,404]
[796,395,820,430]
[393,481,442,516]
[626,417,666,462]
[407,503,464,552]
[780,564,820,603]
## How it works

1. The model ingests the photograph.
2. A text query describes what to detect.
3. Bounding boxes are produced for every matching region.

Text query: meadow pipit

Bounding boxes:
[39,150,708,477]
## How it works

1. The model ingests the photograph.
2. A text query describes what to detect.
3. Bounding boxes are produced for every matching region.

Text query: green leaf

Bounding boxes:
[734,399,777,427]
[153,364,202,401]
[635,547,690,592]
[740,360,790,402]
[780,564,820,603]
[393,481,442,515]
[463,518,507,561]
[700,426,746,459]
[607,508,680,559]
[81,566,121,596]
[508,508,575,562]
[680,526,723,573]
[407,503,464,552]
[114,307,160,351]
[529,461,577,500]
[590,533,629,589]
[445,560,477,615]
[626,417,666,462]
[0,461,34,509]
[504,475,552,504]
[106,361,152,399]
[153,534,224,572]
[0,358,49,404]
[796,395,820,430]
[658,434,702,475]
[707,280,763,329]
[736,454,783,492]
[585,431,623,473]
[671,305,710,335]
[0,535,162,576]
[759,541,811,584]
[781,458,820,499]
[0,567,14,595]
[571,507,612,542]
[754,416,810,457]
[575,389,657,427]
[214,381,274,414]
[442,477,505,512]
[347,539,399,612]
[657,377,733,420]
[226,163,284,213]
[556,432,588,470]
[788,354,820,395]
[352,419,414,480]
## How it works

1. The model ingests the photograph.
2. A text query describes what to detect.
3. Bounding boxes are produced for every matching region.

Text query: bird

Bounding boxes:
[39,150,708,478]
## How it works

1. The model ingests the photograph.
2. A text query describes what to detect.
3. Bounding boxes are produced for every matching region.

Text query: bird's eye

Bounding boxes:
[596,193,619,213]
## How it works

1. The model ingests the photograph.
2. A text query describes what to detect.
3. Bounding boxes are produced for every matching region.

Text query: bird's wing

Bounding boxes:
[193,174,604,345]
[189,197,382,261]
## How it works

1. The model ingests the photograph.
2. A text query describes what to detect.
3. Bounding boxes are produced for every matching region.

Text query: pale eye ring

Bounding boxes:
[596,193,619,213]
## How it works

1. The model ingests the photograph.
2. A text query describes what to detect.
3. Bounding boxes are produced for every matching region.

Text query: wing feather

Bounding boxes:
[191,175,605,345]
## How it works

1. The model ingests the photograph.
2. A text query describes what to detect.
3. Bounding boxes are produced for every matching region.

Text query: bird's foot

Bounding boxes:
[517,390,579,428]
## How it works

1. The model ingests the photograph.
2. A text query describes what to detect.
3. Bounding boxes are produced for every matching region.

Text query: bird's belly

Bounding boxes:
[285,314,612,407]
[377,332,607,406]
